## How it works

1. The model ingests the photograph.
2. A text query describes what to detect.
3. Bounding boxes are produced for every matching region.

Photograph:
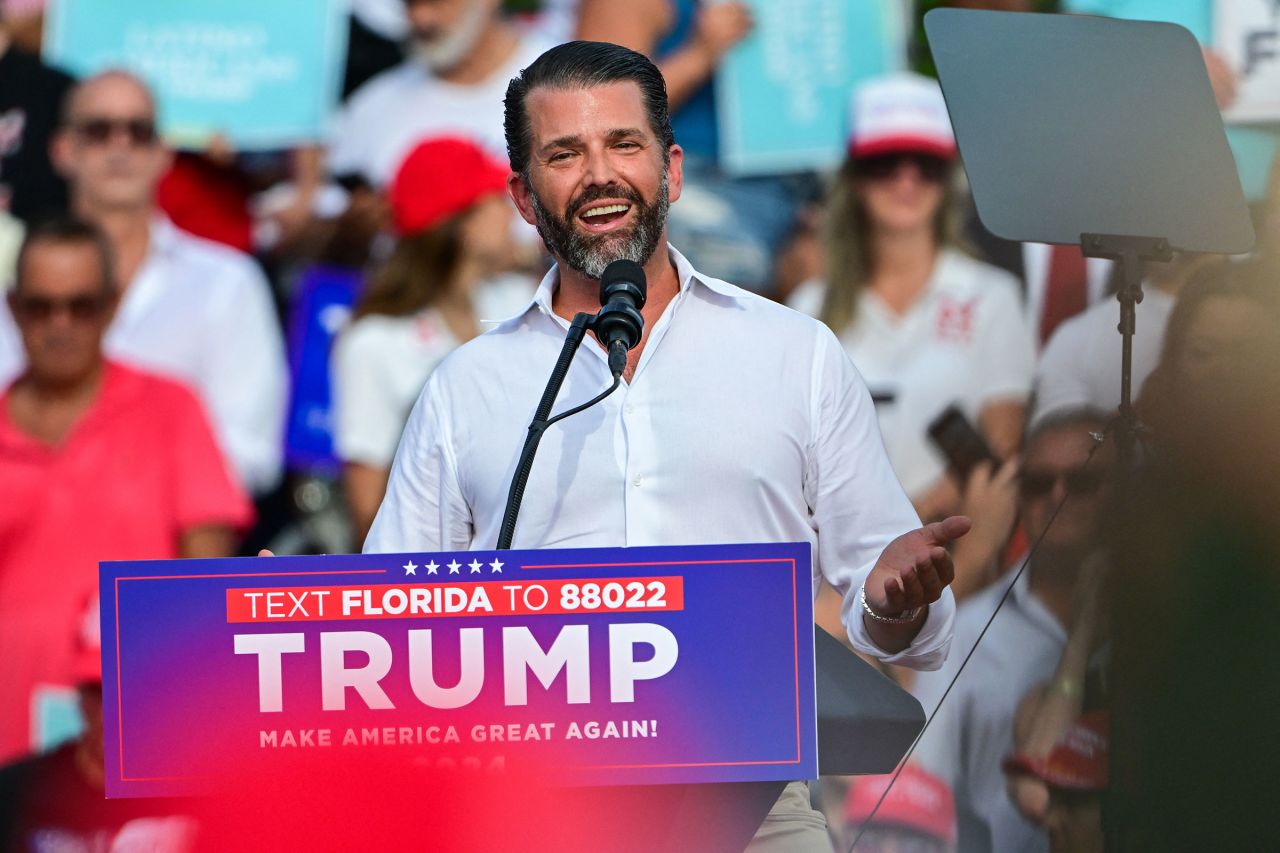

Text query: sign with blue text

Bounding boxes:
[100,542,817,798]
[715,0,906,175]
[45,0,348,149]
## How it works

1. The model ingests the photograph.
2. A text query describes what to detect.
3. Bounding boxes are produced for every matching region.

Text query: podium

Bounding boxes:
[100,543,925,851]
[570,628,925,852]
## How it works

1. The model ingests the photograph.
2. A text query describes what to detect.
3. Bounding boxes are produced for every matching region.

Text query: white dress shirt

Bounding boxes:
[0,217,288,494]
[365,246,955,668]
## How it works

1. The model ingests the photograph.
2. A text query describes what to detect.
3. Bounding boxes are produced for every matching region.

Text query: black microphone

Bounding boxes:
[595,259,646,378]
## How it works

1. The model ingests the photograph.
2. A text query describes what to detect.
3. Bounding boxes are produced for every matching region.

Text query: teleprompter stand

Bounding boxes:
[925,9,1254,459]
[1078,233,1172,458]
[925,9,1254,446]
[926,9,1256,849]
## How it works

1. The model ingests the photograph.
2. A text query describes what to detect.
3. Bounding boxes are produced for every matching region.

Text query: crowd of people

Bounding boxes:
[0,0,1278,850]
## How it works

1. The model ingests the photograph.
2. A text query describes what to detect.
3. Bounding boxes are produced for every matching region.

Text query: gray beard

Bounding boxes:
[407,1,488,73]
[529,173,669,279]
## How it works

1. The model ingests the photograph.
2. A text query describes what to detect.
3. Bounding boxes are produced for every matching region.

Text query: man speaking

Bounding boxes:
[365,41,967,850]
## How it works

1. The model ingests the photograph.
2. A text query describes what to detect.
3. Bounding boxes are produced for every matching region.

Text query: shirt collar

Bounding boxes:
[523,244,750,322]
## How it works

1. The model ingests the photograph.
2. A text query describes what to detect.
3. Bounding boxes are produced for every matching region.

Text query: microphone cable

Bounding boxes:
[529,374,623,441]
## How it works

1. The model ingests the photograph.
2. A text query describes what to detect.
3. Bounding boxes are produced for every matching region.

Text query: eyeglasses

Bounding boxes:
[10,292,113,323]
[856,152,952,183]
[1019,468,1105,498]
[71,117,158,147]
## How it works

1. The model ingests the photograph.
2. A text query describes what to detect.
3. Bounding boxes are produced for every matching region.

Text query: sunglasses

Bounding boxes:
[1019,468,1105,498]
[72,117,158,147]
[857,152,951,183]
[10,292,113,323]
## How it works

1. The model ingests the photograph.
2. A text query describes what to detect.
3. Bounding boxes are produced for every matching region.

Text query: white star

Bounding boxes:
[426,561,439,575]
[447,560,461,574]
[489,559,504,574]
[469,559,483,574]
[402,561,418,576]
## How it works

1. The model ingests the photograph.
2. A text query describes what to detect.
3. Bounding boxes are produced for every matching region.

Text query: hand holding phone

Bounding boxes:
[927,404,998,482]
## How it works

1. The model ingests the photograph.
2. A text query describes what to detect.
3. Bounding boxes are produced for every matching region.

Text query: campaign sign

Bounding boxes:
[715,0,906,175]
[100,543,817,799]
[44,0,348,149]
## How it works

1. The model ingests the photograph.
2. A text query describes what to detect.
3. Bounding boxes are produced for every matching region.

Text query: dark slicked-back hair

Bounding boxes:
[504,41,674,178]
[15,216,117,295]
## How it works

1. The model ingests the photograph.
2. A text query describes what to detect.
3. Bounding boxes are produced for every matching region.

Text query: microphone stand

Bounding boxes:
[1079,232,1172,463]
[496,311,618,550]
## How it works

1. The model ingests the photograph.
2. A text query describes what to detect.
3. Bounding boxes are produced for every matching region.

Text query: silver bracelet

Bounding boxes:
[860,585,923,625]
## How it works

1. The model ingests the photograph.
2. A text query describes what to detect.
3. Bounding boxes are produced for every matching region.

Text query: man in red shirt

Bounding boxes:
[0,217,253,763]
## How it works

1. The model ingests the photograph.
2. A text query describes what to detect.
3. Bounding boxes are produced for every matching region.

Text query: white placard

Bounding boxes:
[1216,0,1280,123]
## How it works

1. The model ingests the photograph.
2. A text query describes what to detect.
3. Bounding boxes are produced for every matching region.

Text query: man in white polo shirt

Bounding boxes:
[366,41,970,850]
[0,70,287,495]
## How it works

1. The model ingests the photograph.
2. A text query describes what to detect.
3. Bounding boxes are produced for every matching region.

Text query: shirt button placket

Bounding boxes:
[621,387,642,543]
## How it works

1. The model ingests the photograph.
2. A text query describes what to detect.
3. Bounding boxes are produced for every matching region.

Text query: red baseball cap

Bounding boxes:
[389,136,511,237]
[845,763,957,844]
[1004,712,1109,792]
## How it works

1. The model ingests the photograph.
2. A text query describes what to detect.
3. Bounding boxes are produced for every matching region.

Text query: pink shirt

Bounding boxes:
[0,361,253,762]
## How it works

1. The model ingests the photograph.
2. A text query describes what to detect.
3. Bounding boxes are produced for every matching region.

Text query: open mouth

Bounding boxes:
[577,202,632,231]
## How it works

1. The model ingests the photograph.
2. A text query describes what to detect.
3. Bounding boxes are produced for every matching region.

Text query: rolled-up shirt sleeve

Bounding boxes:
[805,326,955,670]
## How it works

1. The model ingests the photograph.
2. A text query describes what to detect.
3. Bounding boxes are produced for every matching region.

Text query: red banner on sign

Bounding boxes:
[225,577,685,623]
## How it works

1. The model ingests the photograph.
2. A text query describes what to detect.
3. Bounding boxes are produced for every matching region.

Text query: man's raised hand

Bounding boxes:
[866,515,972,619]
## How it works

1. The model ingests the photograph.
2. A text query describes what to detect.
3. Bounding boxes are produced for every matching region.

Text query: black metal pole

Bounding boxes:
[1079,233,1171,853]
[495,312,595,550]
[1080,233,1172,465]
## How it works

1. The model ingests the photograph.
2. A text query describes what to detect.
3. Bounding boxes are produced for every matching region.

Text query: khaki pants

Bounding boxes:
[745,780,833,853]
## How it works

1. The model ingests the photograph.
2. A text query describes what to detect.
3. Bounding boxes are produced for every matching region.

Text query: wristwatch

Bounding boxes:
[860,585,923,625]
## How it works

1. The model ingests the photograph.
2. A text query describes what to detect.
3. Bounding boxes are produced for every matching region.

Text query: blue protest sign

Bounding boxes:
[715,0,906,175]
[283,265,362,474]
[45,0,349,150]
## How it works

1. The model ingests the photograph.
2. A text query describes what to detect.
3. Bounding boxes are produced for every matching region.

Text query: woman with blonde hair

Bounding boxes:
[791,73,1035,524]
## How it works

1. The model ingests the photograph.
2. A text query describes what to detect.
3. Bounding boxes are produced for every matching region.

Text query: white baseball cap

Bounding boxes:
[848,72,957,159]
